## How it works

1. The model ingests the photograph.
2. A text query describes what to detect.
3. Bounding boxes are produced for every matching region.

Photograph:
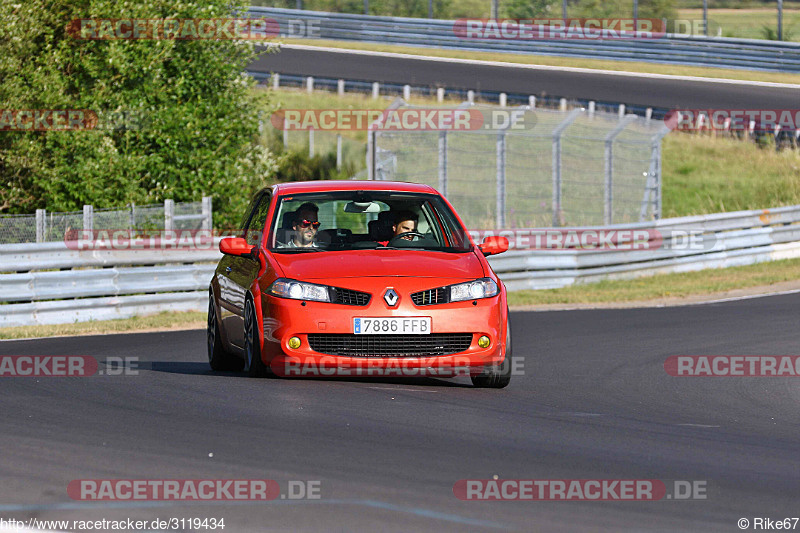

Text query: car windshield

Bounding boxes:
[269,191,472,253]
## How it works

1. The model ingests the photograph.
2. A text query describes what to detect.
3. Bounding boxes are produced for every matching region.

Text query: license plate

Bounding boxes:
[353,317,431,335]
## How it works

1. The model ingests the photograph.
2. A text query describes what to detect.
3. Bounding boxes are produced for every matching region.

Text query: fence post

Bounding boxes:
[496,130,506,228]
[338,79,345,96]
[272,73,280,90]
[129,203,135,232]
[467,90,474,103]
[438,130,448,196]
[528,95,536,108]
[336,134,342,171]
[309,128,314,157]
[202,196,212,231]
[640,125,670,221]
[367,130,375,180]
[367,98,404,181]
[436,87,444,103]
[499,93,507,107]
[36,208,46,243]
[164,199,174,231]
[403,85,411,100]
[372,82,380,99]
[83,204,93,233]
[604,115,638,225]
[283,118,289,149]
[306,76,314,93]
[551,109,582,227]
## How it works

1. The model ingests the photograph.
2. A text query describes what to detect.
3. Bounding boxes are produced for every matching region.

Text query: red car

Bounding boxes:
[207,180,512,388]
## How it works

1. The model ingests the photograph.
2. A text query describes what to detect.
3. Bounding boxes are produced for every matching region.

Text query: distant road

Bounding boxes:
[250,45,800,110]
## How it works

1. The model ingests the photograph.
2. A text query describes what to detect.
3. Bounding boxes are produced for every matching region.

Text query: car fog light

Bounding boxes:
[288,337,301,349]
[478,336,491,348]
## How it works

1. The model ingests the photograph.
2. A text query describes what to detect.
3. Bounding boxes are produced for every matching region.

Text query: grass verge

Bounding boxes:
[507,256,800,306]
[277,38,800,85]
[678,8,800,41]
[0,311,206,341]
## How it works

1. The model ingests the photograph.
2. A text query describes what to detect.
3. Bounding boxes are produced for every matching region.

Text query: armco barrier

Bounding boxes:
[250,7,800,73]
[1,205,799,327]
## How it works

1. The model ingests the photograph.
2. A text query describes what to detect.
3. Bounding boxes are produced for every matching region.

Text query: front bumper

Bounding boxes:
[259,279,506,377]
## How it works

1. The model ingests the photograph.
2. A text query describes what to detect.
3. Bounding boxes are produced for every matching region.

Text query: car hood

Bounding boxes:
[272,250,485,280]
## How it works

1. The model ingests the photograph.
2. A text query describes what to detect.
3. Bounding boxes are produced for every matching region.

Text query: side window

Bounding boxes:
[239,193,262,233]
[245,194,272,246]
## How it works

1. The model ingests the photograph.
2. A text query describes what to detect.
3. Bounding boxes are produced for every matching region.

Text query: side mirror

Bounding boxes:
[479,236,509,256]
[220,237,257,258]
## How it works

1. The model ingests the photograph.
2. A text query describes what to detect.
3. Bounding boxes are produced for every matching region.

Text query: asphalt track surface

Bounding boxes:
[2,293,800,532]
[249,46,800,110]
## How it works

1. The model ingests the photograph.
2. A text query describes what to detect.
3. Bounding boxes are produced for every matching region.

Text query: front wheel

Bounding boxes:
[243,299,270,378]
[208,294,243,371]
[471,319,512,389]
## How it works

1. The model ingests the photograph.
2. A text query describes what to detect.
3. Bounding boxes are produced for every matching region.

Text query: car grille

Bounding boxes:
[308,334,473,357]
[330,287,371,306]
[411,287,448,306]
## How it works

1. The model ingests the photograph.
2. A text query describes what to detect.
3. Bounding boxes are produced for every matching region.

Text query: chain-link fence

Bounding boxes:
[0,198,212,244]
[368,101,669,228]
[278,127,367,174]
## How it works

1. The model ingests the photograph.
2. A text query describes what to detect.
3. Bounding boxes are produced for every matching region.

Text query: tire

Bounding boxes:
[244,298,270,378]
[208,294,243,371]
[471,318,512,389]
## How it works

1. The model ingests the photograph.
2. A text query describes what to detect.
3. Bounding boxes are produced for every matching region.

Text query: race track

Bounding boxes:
[2,293,799,532]
[249,45,800,110]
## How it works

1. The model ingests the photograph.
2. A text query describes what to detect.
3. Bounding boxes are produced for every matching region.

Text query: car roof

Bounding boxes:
[271,180,439,195]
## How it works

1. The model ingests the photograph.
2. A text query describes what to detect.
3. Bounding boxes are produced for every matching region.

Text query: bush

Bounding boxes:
[0,0,276,229]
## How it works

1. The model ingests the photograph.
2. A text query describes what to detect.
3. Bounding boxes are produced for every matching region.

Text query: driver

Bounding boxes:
[280,202,320,248]
[379,210,418,246]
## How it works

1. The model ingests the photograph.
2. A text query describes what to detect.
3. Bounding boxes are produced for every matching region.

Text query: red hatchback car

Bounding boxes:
[207,180,512,388]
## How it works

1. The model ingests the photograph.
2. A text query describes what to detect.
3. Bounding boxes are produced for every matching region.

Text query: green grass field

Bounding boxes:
[678,8,800,41]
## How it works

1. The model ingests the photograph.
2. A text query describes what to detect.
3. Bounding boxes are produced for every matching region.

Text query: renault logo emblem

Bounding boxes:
[383,288,399,307]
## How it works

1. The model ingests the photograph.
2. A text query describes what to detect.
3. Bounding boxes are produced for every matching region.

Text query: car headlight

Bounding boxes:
[449,278,499,302]
[268,278,330,302]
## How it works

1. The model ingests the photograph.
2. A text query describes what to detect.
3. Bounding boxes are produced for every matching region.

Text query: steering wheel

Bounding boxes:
[388,231,427,246]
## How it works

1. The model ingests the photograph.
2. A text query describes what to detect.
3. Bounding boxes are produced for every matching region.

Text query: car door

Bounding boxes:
[224,191,272,348]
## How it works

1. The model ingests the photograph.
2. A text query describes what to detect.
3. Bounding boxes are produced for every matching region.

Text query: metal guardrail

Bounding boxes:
[1,205,799,326]
[250,7,800,73]
[489,205,800,290]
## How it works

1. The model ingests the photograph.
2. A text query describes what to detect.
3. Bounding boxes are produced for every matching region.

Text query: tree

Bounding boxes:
[0,0,275,227]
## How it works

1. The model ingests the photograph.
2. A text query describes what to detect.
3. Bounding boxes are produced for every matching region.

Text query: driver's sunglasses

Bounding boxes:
[297,219,321,229]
